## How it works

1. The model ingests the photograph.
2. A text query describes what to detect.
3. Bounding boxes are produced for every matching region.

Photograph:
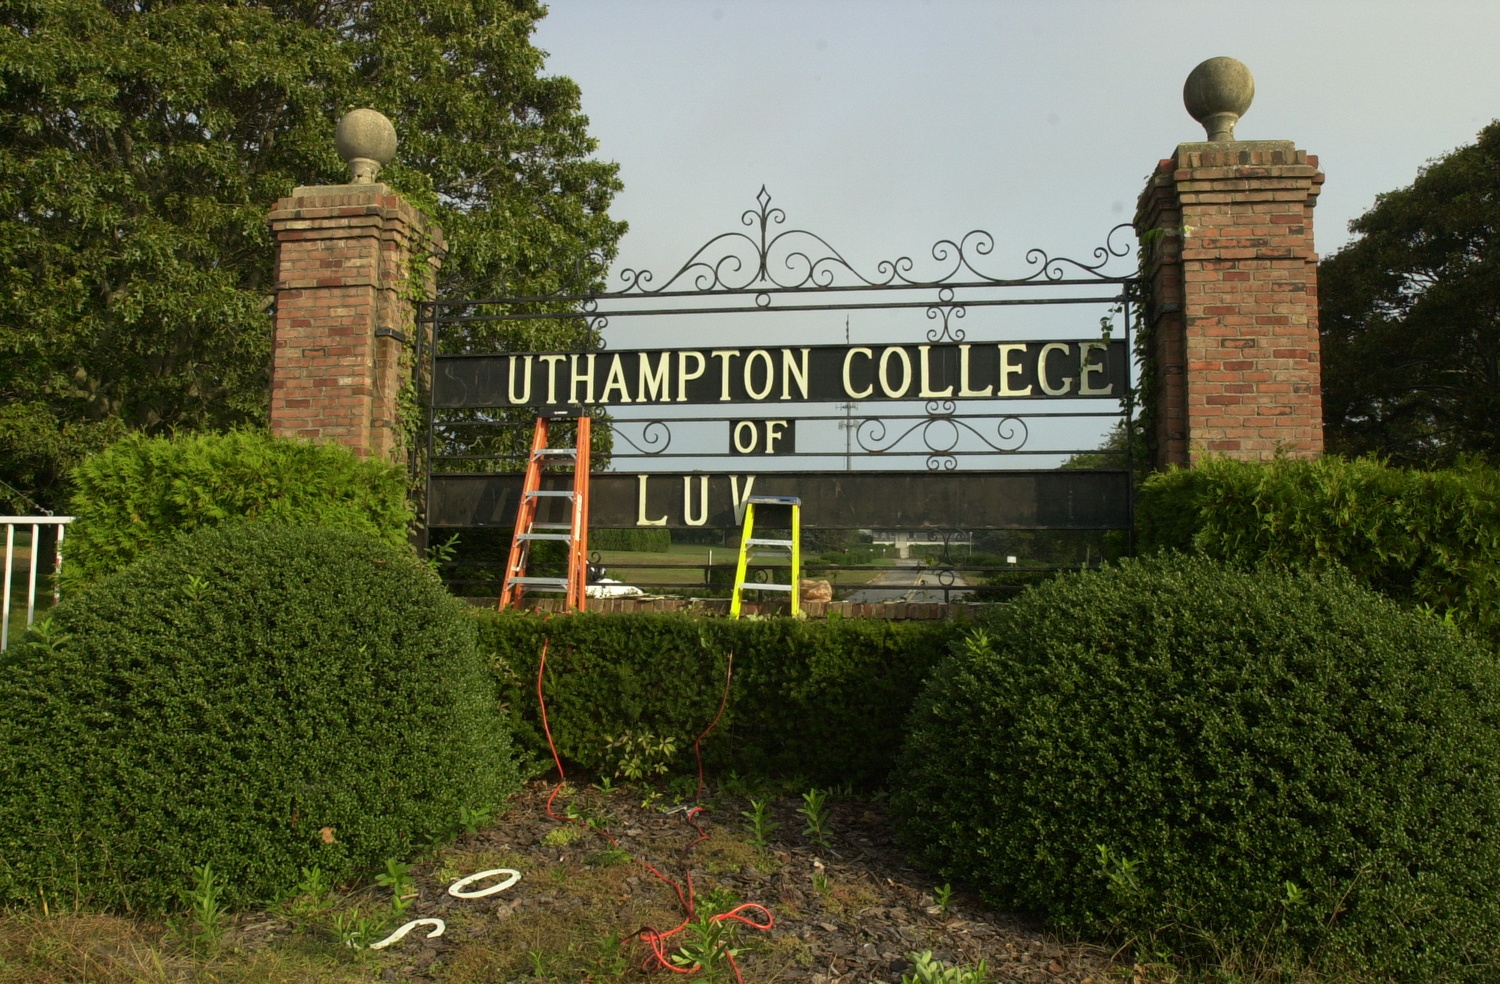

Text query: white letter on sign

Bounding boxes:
[918,345,953,398]
[677,351,706,402]
[878,347,912,398]
[730,475,757,523]
[732,421,758,453]
[765,420,788,452]
[635,475,667,526]
[997,344,1032,397]
[1038,342,1074,395]
[683,475,708,527]
[958,345,992,397]
[1079,342,1114,396]
[842,348,873,399]
[507,355,533,405]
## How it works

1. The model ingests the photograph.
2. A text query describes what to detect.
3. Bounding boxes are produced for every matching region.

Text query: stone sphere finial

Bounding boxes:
[335,109,397,184]
[1183,57,1255,142]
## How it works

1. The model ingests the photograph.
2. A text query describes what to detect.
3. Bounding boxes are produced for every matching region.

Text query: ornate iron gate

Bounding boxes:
[419,189,1139,601]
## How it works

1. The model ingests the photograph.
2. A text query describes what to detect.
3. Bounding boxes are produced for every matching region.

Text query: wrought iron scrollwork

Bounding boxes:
[580,297,609,347]
[606,188,1134,296]
[855,403,1029,469]
[611,421,673,456]
[926,287,966,342]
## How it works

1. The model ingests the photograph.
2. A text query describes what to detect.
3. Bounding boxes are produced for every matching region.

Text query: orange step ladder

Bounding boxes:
[497,410,591,612]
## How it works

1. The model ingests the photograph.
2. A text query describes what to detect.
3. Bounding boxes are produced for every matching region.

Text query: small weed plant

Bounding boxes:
[458,802,499,834]
[933,882,954,912]
[798,788,831,847]
[671,913,742,983]
[374,859,416,920]
[585,848,632,867]
[696,885,742,917]
[742,797,778,849]
[894,949,989,984]
[592,932,629,978]
[542,826,584,848]
[166,863,226,955]
[811,859,829,895]
[282,865,334,921]
[332,908,385,949]
[604,730,678,781]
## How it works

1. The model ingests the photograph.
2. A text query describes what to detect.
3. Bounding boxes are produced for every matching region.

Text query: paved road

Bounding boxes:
[842,559,973,604]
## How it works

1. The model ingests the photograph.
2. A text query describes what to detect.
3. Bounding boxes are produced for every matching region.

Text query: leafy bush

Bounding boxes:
[477,611,960,787]
[0,523,518,913]
[61,429,412,589]
[1137,455,1500,642]
[890,555,1500,982]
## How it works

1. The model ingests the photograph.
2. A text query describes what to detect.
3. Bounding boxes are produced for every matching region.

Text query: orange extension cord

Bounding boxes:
[536,638,774,983]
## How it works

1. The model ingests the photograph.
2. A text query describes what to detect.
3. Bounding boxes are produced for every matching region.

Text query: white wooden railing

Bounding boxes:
[2,516,73,650]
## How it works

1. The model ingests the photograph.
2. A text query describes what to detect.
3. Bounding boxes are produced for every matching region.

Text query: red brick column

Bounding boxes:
[266,183,445,461]
[1134,140,1324,466]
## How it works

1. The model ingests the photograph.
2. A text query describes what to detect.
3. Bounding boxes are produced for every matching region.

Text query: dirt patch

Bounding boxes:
[5,780,1122,983]
[299,780,1123,983]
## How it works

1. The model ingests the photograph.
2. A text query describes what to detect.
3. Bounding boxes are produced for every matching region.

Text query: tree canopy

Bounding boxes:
[1319,121,1500,464]
[0,0,625,510]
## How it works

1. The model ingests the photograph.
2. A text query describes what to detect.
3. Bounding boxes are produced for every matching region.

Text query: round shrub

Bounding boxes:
[0,523,518,913]
[890,555,1500,982]
[61,428,413,589]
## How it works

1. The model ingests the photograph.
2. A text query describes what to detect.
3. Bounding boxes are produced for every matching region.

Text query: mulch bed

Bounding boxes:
[343,781,1123,984]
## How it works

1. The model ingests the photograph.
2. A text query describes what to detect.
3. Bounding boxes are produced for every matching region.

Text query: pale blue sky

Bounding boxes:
[535,0,1500,301]
[524,1,1500,469]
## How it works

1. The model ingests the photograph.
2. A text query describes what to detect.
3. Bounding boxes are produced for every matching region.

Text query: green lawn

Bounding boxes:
[593,542,897,593]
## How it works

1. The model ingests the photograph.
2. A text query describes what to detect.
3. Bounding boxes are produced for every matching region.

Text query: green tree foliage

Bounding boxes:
[61,429,412,588]
[892,555,1500,983]
[0,523,519,912]
[0,0,626,510]
[1320,121,1500,462]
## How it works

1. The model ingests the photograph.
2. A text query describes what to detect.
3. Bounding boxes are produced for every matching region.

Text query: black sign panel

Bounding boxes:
[433,340,1127,409]
[428,470,1130,531]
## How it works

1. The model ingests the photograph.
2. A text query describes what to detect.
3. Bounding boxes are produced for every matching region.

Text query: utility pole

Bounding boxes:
[836,315,856,471]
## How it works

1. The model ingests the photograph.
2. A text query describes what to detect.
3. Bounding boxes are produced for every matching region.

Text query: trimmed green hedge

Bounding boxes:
[590,527,672,552]
[61,429,412,589]
[476,611,960,787]
[1136,455,1500,641]
[0,523,518,913]
[891,555,1500,983]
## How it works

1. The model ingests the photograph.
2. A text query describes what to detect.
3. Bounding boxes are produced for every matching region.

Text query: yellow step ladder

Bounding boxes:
[730,495,801,618]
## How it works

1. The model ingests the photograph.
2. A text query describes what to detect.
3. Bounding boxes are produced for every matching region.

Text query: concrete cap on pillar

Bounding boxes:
[1183,57,1254,142]
[335,109,397,183]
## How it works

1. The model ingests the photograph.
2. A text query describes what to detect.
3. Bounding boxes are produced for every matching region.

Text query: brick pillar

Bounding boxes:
[1134,139,1324,466]
[266,183,445,461]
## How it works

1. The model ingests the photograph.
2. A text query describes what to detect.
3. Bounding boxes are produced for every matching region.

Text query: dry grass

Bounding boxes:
[0,909,377,984]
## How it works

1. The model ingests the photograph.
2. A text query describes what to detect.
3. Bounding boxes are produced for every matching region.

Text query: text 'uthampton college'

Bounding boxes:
[433,340,1128,409]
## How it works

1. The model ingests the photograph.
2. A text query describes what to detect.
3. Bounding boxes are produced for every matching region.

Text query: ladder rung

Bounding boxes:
[531,522,573,529]
[747,495,800,506]
[527,490,576,498]
[737,582,794,592]
[510,577,572,588]
[745,538,794,548]
[535,448,578,458]
[518,533,572,542]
